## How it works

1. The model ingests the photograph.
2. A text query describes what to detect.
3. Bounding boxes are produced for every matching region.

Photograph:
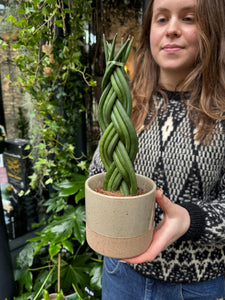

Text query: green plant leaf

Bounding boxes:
[54,19,63,27]
[49,242,61,258]
[6,15,16,23]
[62,240,74,254]
[14,268,33,293]
[75,188,85,203]
[13,293,33,300]
[7,0,101,297]
[73,206,86,244]
[60,253,92,292]
[56,289,64,300]
[33,269,55,296]
[90,264,103,290]
[49,221,73,244]
[16,242,36,268]
[42,289,49,300]
[1,41,8,50]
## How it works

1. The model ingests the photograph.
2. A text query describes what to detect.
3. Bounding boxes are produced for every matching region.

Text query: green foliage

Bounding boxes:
[4,0,102,298]
[14,177,102,299]
[7,0,95,190]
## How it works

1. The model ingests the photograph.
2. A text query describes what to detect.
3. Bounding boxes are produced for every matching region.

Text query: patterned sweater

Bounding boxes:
[88,90,225,283]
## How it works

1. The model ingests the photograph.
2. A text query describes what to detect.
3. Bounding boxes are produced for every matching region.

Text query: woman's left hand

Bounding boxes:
[123,190,190,264]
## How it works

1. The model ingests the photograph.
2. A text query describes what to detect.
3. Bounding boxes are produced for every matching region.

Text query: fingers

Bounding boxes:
[124,191,190,264]
[124,225,167,264]
[156,189,174,214]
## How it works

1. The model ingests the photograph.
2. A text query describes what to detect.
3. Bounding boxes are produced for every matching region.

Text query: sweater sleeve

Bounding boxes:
[179,165,225,246]
[178,202,206,241]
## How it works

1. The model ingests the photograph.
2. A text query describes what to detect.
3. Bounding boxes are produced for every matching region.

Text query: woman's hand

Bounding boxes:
[123,190,190,264]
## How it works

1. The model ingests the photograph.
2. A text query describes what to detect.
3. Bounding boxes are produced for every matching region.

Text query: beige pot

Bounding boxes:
[85,173,156,259]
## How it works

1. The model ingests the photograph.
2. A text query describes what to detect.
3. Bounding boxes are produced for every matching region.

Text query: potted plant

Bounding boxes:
[85,35,156,259]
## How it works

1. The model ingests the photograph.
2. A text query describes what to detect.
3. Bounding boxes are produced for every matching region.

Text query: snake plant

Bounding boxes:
[98,35,138,196]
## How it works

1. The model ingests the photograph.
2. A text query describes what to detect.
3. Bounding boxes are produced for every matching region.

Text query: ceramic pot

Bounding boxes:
[85,173,156,259]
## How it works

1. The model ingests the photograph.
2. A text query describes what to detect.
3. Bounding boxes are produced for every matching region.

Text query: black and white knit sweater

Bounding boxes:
[88,90,225,283]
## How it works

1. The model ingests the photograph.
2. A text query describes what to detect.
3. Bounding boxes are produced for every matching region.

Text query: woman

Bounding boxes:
[89,0,225,298]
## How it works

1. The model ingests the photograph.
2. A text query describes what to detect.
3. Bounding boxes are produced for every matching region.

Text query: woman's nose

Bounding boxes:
[166,18,181,37]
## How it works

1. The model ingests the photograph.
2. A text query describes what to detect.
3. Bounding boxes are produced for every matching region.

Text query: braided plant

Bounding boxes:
[98,35,138,196]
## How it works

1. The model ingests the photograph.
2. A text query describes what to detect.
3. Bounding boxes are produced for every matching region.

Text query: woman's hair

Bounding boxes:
[131,0,225,143]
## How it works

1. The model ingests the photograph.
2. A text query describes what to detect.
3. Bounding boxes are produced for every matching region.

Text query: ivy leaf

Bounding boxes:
[64,8,73,14]
[77,160,87,170]
[54,20,63,27]
[6,15,17,24]
[25,7,36,14]
[45,177,53,185]
[46,0,57,5]
[0,41,8,50]
[42,6,49,16]
[16,9,25,14]
[35,158,47,165]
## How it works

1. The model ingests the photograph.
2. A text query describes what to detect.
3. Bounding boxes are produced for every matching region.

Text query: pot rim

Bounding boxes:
[85,172,156,199]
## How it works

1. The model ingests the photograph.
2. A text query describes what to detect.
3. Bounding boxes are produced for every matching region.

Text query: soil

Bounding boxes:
[95,187,144,197]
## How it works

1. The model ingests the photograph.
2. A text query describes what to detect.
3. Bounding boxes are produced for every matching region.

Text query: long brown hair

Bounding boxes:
[131,0,225,143]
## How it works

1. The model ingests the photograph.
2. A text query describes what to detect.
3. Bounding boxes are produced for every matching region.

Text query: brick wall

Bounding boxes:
[0,33,23,138]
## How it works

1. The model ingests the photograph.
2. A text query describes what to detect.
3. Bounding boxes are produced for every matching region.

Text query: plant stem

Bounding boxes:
[58,252,61,293]
[33,265,56,300]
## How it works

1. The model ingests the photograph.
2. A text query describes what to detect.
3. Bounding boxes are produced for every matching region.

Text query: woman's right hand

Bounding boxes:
[123,189,190,264]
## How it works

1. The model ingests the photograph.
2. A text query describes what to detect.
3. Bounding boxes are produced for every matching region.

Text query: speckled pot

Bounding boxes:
[85,173,156,259]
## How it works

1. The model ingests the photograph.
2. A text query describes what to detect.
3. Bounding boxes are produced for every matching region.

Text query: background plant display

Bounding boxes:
[3,0,102,299]
[98,35,138,196]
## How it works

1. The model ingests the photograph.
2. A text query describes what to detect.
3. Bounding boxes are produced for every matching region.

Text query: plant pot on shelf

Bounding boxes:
[85,173,156,259]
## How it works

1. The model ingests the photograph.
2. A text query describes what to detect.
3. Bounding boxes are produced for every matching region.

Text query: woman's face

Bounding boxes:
[150,0,199,89]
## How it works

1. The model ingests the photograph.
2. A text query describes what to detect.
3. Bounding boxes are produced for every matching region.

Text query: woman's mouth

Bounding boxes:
[163,44,184,53]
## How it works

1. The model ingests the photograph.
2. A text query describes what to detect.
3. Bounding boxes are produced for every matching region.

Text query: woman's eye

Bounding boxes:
[157,17,167,23]
[183,15,195,22]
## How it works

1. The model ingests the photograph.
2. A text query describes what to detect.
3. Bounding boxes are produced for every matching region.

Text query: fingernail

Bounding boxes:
[159,189,164,197]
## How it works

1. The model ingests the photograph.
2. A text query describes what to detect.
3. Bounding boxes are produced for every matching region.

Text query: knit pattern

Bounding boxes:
[89,91,225,283]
